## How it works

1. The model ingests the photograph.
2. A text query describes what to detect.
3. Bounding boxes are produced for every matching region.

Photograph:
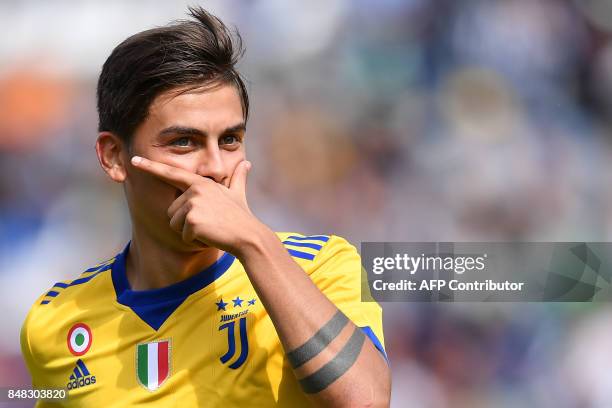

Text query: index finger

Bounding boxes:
[131,156,198,191]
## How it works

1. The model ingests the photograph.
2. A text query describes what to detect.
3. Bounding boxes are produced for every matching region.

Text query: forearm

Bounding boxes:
[235,224,390,407]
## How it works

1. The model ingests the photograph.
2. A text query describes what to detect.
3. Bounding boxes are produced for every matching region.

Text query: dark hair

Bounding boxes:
[96,6,248,142]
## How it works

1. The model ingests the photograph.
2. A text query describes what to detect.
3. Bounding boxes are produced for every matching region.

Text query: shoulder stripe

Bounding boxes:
[282,240,323,250]
[40,258,115,305]
[83,260,115,275]
[283,234,331,261]
[70,269,106,286]
[287,248,316,261]
[84,257,115,273]
[286,235,330,242]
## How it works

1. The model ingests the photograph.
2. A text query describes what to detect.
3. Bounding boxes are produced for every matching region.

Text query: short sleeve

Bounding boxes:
[308,235,387,360]
[21,294,43,387]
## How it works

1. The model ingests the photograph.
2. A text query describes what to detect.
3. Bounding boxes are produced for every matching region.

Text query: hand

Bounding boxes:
[131,155,262,254]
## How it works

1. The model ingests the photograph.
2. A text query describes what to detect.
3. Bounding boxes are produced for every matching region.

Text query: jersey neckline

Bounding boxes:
[111,242,235,328]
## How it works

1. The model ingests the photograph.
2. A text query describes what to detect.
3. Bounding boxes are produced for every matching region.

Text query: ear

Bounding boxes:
[96,132,128,183]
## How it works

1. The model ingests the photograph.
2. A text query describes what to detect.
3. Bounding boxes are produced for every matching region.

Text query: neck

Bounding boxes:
[126,228,223,291]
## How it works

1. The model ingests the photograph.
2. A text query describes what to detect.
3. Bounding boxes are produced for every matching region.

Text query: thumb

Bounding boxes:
[229,160,251,197]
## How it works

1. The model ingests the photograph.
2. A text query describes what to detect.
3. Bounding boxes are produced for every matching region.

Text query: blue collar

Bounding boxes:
[111,242,235,330]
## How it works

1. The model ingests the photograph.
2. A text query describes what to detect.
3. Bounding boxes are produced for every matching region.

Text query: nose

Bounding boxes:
[195,145,226,184]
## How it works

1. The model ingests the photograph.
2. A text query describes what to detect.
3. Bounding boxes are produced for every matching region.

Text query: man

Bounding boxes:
[21,7,391,407]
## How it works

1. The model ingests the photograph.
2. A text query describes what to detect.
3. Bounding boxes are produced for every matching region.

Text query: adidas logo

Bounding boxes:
[66,359,96,390]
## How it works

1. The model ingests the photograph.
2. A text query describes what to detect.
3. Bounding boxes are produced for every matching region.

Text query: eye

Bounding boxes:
[170,137,193,147]
[220,135,240,145]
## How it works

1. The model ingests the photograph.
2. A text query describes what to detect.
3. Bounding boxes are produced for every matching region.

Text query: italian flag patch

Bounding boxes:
[136,339,171,391]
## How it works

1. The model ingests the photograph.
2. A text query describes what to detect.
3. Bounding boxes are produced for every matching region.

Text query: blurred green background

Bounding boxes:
[2,1,612,407]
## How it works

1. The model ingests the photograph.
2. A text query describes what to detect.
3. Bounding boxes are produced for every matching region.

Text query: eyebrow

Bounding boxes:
[158,123,246,137]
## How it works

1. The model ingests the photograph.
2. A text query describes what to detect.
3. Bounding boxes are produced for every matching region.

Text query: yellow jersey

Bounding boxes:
[21,233,386,407]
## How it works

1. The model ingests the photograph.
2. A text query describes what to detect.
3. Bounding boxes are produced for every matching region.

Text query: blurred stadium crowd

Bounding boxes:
[2,0,612,406]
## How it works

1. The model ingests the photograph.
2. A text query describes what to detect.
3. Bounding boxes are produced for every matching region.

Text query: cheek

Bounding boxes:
[160,156,200,174]
[146,148,202,174]
[223,149,246,170]
[125,165,178,209]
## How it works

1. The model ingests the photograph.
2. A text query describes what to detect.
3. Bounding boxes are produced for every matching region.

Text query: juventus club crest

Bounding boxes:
[136,339,171,391]
[216,295,257,369]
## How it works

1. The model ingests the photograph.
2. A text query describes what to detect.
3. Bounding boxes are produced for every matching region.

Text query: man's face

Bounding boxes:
[123,83,246,250]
